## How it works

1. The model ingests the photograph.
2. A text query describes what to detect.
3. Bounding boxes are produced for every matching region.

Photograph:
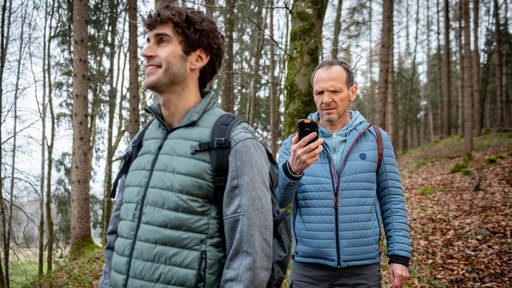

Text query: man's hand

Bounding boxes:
[388,263,409,288]
[287,133,323,175]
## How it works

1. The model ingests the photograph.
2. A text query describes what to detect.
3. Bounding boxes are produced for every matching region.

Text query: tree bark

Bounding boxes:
[494,0,504,128]
[269,0,278,157]
[284,0,328,134]
[331,0,343,59]
[71,0,93,256]
[221,0,235,112]
[443,0,452,137]
[463,0,473,155]
[472,0,482,136]
[435,0,443,138]
[0,0,12,285]
[246,0,266,125]
[45,0,56,273]
[376,0,393,128]
[128,0,139,138]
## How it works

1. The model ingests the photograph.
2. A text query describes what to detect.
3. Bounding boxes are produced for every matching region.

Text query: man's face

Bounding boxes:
[141,24,188,93]
[312,65,357,129]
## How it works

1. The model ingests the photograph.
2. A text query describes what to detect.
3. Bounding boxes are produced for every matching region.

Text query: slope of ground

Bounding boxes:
[395,131,512,287]
[25,131,512,288]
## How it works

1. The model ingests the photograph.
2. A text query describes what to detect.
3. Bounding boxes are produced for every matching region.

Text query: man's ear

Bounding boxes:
[190,48,210,71]
[349,84,358,102]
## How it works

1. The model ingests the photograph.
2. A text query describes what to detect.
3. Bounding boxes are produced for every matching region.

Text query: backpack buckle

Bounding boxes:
[212,137,229,149]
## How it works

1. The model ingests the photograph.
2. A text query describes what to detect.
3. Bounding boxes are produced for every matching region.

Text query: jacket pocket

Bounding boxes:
[195,250,207,288]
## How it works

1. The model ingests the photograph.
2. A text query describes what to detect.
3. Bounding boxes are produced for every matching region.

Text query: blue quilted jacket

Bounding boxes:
[276,111,411,268]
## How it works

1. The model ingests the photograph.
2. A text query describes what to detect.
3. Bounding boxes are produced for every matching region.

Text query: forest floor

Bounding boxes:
[383,130,512,287]
[25,130,512,288]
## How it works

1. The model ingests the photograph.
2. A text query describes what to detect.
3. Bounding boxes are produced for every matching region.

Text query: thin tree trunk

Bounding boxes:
[246,0,266,124]
[331,0,343,59]
[494,0,504,128]
[457,1,465,136]
[39,0,48,275]
[205,0,215,18]
[463,0,473,155]
[222,0,235,112]
[388,24,397,150]
[269,0,278,157]
[128,0,139,138]
[472,0,482,136]
[443,0,452,137]
[7,5,27,284]
[436,0,443,138]
[103,0,120,244]
[0,0,12,285]
[45,0,56,272]
[71,0,92,256]
[376,0,393,128]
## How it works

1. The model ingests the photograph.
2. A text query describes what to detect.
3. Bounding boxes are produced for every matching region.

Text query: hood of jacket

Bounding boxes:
[307,110,368,168]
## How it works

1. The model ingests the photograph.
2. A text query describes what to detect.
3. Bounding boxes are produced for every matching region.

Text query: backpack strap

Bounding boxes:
[111,118,155,199]
[190,113,245,242]
[190,113,246,202]
[372,124,383,170]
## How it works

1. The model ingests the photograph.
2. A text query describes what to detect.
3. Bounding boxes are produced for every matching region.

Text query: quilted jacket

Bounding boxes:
[276,111,411,269]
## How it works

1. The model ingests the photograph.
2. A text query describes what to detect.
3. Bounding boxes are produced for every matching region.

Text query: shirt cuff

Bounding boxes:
[388,255,410,267]
[282,162,303,180]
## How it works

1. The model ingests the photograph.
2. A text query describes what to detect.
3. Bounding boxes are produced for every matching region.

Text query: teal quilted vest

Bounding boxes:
[111,95,226,288]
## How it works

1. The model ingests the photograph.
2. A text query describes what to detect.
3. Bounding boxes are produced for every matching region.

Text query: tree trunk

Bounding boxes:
[494,0,504,128]
[0,0,12,285]
[284,0,328,134]
[331,0,343,59]
[457,0,464,136]
[472,0,482,136]
[269,0,278,157]
[45,0,56,272]
[463,0,473,155]
[443,0,452,137]
[103,0,120,244]
[435,0,443,138]
[205,0,215,18]
[221,0,235,112]
[246,0,265,125]
[128,0,140,138]
[376,0,393,128]
[71,0,93,257]
[7,6,27,284]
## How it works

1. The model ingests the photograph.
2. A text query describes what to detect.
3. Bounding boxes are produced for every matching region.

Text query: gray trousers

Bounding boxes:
[289,261,382,288]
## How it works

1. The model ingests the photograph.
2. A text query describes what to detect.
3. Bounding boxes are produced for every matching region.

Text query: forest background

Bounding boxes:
[0,0,510,287]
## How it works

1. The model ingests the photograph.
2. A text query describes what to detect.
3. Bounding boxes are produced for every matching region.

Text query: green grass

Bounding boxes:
[11,258,39,288]
[20,245,103,288]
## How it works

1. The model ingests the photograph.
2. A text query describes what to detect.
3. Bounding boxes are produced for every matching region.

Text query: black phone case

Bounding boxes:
[298,119,318,145]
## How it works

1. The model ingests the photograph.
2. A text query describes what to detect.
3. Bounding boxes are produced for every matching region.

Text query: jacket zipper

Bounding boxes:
[124,134,166,287]
[332,124,374,269]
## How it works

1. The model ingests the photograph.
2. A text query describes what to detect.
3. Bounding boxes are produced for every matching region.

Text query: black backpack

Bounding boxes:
[111,113,292,288]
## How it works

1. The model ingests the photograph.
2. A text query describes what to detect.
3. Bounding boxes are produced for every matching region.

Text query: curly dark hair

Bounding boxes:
[143,4,224,92]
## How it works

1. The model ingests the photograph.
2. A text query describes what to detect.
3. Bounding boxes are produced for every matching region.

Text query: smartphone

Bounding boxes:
[297,119,319,145]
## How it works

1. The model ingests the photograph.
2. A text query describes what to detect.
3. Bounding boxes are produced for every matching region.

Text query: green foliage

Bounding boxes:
[11,256,38,288]
[23,246,104,288]
[485,151,512,166]
[418,187,436,196]
[449,162,466,173]
[450,153,474,176]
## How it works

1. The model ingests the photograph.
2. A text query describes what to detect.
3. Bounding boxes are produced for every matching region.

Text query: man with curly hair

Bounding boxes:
[99,4,273,287]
